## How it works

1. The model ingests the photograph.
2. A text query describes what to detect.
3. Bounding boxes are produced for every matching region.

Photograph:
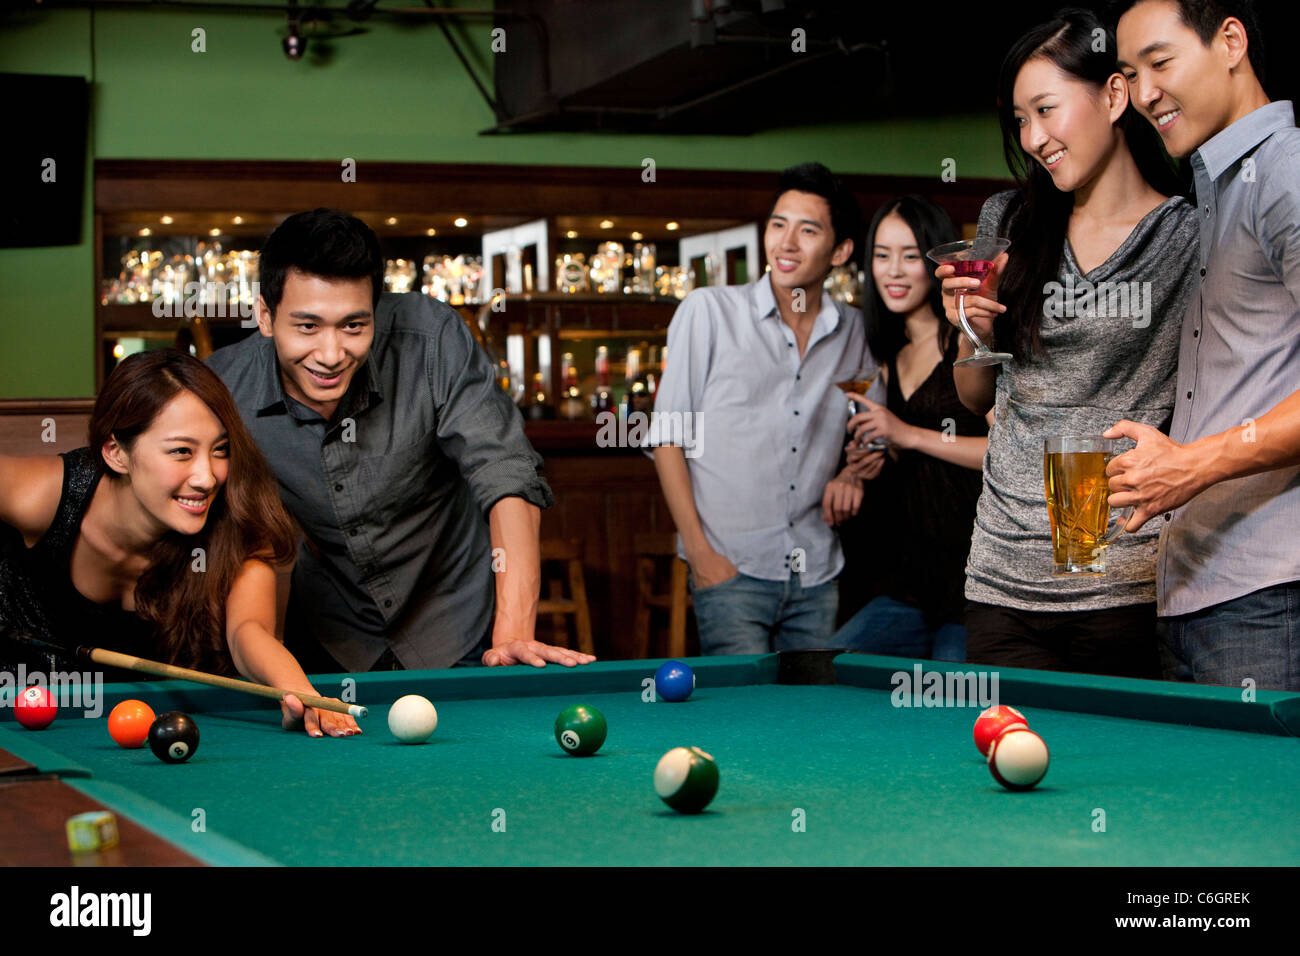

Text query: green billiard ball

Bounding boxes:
[554,704,607,756]
[654,746,719,813]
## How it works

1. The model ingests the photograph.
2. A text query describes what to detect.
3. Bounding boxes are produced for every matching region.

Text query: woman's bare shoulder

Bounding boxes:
[0,455,65,542]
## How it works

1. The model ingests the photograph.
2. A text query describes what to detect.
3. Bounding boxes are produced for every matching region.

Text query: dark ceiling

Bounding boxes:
[489,0,1299,134]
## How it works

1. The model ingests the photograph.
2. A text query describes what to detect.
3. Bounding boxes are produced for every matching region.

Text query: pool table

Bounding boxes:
[2,652,1298,866]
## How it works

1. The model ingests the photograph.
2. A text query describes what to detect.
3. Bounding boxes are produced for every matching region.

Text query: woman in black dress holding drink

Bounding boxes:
[835,196,991,661]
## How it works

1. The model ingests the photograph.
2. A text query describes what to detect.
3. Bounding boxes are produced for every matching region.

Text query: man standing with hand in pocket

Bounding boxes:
[647,163,876,655]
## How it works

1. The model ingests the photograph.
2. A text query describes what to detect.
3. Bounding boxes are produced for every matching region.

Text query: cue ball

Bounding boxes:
[388,695,438,744]
[654,746,719,813]
[15,686,57,730]
[148,712,200,764]
[972,705,1028,756]
[655,660,695,703]
[108,699,156,749]
[987,727,1049,791]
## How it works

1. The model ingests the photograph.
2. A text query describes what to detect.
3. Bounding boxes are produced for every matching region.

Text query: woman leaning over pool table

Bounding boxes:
[0,349,359,737]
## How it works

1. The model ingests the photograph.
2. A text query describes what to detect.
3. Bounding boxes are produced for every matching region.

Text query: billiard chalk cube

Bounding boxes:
[66,811,119,853]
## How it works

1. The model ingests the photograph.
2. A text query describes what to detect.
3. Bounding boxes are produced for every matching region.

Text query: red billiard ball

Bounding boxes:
[108,699,157,749]
[988,727,1050,790]
[15,686,57,730]
[973,705,1027,756]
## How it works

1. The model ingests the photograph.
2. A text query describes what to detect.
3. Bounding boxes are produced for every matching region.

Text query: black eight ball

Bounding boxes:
[148,711,200,764]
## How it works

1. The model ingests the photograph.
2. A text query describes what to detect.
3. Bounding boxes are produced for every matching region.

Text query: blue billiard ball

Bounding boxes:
[655,660,695,702]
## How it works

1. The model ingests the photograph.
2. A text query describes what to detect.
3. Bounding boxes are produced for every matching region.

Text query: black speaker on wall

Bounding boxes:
[0,73,89,249]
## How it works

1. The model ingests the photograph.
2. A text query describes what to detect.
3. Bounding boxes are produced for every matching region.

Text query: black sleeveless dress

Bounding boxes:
[0,448,156,677]
[875,336,988,628]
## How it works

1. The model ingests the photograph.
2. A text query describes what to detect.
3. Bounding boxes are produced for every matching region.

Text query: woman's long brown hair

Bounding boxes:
[89,350,297,673]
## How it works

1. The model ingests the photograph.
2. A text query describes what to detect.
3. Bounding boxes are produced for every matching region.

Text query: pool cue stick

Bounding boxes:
[5,632,368,719]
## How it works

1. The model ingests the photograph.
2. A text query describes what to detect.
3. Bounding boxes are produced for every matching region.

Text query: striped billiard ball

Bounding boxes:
[654,746,718,813]
[973,705,1028,756]
[987,727,1049,791]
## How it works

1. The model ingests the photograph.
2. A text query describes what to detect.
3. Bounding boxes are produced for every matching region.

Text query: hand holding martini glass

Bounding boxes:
[926,236,1012,367]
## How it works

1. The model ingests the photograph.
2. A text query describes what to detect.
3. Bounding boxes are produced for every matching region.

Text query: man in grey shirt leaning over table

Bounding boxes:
[208,208,594,673]
[646,162,882,655]
[1107,0,1300,690]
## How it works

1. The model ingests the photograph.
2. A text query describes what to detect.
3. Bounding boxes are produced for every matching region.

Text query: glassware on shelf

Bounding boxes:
[101,249,159,304]
[103,242,264,314]
[556,254,589,294]
[654,265,693,300]
[463,257,485,303]
[385,258,418,294]
[422,255,448,302]
[588,242,623,294]
[824,265,863,306]
[158,255,194,307]
[421,254,485,305]
[233,250,259,310]
[627,243,656,295]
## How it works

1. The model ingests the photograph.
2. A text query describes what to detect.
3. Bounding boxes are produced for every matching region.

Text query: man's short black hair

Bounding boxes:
[1109,0,1265,85]
[258,208,384,317]
[770,162,863,250]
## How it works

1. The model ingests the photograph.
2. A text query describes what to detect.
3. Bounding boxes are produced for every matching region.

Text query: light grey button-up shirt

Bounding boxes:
[645,275,874,586]
[1159,101,1300,617]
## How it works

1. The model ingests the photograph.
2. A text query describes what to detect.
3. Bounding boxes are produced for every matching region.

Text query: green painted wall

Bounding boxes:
[0,5,1004,397]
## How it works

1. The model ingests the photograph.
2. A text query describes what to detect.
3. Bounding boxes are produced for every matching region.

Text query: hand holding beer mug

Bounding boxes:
[1043,436,1132,575]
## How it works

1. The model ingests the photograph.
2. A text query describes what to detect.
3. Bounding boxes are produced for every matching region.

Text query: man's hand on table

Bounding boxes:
[483,639,596,668]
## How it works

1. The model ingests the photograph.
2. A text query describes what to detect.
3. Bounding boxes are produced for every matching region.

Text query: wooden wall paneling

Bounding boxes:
[0,402,94,457]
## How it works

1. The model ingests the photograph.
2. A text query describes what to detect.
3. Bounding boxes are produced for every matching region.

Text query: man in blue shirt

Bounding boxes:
[647,163,880,654]
[209,209,594,672]
[1107,0,1300,690]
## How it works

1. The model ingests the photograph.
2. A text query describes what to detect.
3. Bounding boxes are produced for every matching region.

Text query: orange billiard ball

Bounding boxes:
[108,699,156,749]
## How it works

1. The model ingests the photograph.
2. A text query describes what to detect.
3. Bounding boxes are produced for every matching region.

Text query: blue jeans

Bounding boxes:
[689,572,839,655]
[833,595,967,662]
[1164,581,1300,691]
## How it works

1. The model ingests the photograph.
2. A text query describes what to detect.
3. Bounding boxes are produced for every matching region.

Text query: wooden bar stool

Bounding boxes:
[536,538,595,656]
[633,532,692,659]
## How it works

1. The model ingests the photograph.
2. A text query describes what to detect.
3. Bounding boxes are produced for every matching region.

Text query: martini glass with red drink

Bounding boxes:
[926,237,1013,367]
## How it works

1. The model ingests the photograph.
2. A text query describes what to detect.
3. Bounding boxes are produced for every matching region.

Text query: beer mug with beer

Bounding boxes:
[1043,436,1131,575]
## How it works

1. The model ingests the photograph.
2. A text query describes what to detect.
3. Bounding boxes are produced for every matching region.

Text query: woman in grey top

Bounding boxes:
[936,8,1199,677]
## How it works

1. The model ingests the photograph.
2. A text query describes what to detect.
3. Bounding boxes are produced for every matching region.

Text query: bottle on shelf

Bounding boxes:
[590,345,615,416]
[526,371,554,420]
[623,345,654,417]
[644,344,661,403]
[559,353,587,421]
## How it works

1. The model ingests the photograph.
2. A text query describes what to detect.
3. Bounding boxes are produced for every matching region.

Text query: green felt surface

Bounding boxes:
[2,656,1298,866]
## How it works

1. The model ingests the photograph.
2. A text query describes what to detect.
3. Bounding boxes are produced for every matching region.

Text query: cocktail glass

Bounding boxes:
[926,237,1013,367]
[836,372,887,452]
